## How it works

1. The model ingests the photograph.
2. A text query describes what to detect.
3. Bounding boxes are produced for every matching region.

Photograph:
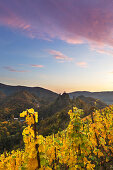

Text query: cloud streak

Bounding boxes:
[31,64,44,68]
[91,46,113,56]
[76,62,88,68]
[0,0,113,47]
[3,66,28,72]
[48,50,73,62]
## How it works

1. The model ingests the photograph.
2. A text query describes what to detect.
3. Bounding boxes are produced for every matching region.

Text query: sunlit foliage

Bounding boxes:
[0,106,113,169]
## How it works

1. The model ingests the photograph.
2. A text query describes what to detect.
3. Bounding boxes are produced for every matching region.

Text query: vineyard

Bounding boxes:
[0,106,113,170]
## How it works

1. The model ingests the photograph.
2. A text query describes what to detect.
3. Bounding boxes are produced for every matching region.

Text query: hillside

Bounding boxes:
[69,91,113,105]
[38,94,107,136]
[1,83,113,105]
[0,90,108,153]
[0,83,58,103]
[0,90,41,120]
[74,95,107,116]
[0,83,109,122]
[0,91,6,103]
[38,92,71,120]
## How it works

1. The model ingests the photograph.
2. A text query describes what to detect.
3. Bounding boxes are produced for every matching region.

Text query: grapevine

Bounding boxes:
[0,106,113,169]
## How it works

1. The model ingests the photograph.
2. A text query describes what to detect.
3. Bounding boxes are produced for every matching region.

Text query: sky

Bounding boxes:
[0,0,113,93]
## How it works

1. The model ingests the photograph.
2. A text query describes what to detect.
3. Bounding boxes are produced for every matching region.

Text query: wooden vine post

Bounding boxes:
[33,113,41,169]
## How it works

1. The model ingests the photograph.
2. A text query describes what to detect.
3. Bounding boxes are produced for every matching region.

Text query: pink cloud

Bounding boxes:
[3,66,28,72]
[1,0,113,47]
[96,49,113,56]
[31,64,44,68]
[76,62,88,68]
[48,50,73,62]
[91,46,113,56]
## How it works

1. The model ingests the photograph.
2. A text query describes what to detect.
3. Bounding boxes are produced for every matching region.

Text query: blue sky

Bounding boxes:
[0,0,113,93]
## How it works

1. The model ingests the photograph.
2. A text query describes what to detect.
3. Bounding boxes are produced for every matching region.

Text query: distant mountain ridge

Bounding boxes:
[1,83,113,105]
[69,91,113,105]
[0,83,108,139]
[0,83,58,103]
